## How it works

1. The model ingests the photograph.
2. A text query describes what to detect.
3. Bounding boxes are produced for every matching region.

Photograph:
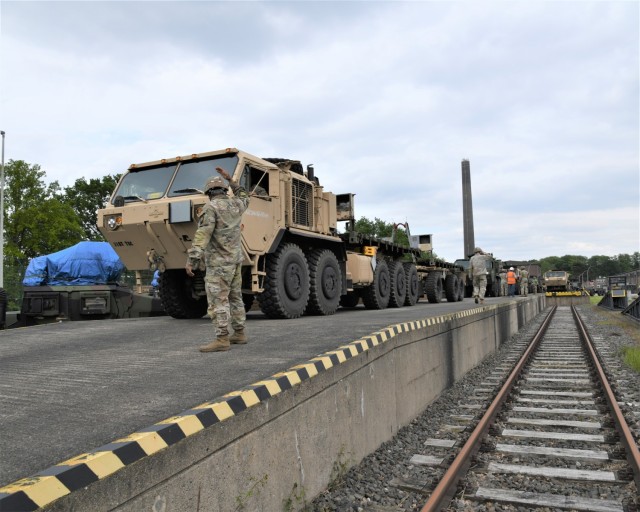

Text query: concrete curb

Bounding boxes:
[0,297,543,511]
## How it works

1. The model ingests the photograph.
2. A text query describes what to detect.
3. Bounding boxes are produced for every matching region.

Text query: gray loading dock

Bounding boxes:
[0,296,544,511]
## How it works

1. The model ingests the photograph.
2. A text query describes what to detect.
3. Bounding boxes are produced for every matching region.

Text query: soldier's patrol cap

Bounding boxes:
[204,176,228,193]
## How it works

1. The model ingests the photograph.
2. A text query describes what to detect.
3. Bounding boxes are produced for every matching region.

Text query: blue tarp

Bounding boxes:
[22,241,125,286]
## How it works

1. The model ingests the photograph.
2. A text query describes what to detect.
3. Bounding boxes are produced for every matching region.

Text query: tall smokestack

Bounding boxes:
[461,159,475,258]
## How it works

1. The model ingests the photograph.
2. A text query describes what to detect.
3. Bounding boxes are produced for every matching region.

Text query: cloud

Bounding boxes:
[1,0,637,263]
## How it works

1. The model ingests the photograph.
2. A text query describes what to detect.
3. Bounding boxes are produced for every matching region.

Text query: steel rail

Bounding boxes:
[571,305,640,490]
[420,305,558,511]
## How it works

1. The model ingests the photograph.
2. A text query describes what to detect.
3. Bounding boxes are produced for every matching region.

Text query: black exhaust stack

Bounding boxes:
[461,159,475,259]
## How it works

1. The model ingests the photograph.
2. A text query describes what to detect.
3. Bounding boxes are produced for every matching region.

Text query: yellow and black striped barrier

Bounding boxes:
[545,291,585,297]
[0,307,489,511]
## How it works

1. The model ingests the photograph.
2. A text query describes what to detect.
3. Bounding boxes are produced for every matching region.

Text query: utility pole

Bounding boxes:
[0,130,5,288]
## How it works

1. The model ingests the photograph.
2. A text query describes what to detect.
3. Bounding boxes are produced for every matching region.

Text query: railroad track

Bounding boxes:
[412,305,640,511]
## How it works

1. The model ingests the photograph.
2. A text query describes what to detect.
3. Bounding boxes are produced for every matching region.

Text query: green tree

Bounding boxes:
[3,160,84,265]
[62,175,120,240]
[539,256,561,274]
[1,160,85,309]
[354,217,410,247]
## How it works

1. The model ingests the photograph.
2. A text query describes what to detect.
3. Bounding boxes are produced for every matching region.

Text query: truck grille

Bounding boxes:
[292,179,312,227]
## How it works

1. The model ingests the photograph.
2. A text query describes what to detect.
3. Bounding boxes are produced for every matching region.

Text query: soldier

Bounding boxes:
[499,268,508,297]
[468,247,488,304]
[519,266,529,297]
[186,166,250,352]
[530,275,539,294]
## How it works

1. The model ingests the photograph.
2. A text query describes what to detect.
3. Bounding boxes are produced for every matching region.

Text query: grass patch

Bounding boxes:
[588,304,640,374]
[621,346,640,372]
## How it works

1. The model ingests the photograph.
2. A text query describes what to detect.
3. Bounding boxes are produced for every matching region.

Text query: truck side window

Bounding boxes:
[240,165,269,197]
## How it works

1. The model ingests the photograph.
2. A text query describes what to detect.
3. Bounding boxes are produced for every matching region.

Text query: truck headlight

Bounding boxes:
[107,216,122,230]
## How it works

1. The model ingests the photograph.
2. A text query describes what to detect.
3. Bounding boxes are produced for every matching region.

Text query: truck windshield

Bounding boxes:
[113,166,175,203]
[168,155,239,197]
[112,154,240,203]
[454,260,469,269]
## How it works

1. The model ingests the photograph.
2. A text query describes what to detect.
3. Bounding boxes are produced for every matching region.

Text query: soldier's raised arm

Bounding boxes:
[215,166,232,182]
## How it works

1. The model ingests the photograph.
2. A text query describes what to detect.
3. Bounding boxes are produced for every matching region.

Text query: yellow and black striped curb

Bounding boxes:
[0,307,490,511]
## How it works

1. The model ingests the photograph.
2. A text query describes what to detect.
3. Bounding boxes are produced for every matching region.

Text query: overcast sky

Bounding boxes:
[1,1,638,263]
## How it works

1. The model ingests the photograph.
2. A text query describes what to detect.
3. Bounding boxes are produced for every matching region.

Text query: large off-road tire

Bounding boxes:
[403,263,420,306]
[425,272,444,304]
[388,260,407,308]
[444,274,458,302]
[339,292,360,308]
[159,269,208,319]
[257,243,310,319]
[362,260,390,310]
[306,249,342,316]
[456,275,465,301]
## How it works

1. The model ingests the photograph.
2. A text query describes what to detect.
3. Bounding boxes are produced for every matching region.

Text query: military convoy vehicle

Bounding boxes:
[97,148,466,320]
[16,241,165,328]
[543,270,572,292]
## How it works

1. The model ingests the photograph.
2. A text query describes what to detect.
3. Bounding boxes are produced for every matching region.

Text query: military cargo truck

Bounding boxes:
[98,148,461,320]
[543,270,572,292]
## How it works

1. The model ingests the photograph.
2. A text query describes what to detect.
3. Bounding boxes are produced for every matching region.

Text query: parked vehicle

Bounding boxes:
[97,148,466,320]
[543,270,572,292]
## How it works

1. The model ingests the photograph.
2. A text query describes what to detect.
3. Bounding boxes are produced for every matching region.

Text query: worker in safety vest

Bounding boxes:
[507,267,517,297]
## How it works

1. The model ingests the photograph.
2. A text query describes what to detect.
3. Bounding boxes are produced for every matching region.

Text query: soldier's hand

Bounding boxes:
[215,166,231,181]
[185,263,195,277]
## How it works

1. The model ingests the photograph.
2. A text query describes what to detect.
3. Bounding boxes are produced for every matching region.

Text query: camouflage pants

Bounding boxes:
[205,262,245,337]
[501,281,508,296]
[520,279,528,296]
[473,275,487,299]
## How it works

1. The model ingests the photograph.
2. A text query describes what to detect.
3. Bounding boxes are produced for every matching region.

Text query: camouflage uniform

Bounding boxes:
[499,270,507,297]
[469,248,488,303]
[187,181,249,338]
[530,276,539,293]
[519,268,529,297]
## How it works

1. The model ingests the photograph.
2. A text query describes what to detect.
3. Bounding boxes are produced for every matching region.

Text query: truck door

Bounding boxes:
[239,164,278,254]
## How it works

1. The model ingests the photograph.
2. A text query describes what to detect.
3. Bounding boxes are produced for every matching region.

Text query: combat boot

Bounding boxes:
[199,336,230,352]
[230,329,247,345]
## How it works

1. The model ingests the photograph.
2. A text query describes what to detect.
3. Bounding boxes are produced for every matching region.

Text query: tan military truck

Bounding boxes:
[97,148,429,319]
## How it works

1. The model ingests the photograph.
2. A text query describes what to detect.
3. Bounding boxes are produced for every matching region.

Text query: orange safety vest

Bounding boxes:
[507,271,516,285]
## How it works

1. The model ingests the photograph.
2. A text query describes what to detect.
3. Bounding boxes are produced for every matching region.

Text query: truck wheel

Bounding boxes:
[257,243,310,319]
[403,263,420,306]
[444,274,458,302]
[425,272,443,304]
[362,260,390,310]
[242,293,254,312]
[388,261,407,308]
[306,249,342,316]
[340,292,360,308]
[159,269,208,319]
[456,276,465,301]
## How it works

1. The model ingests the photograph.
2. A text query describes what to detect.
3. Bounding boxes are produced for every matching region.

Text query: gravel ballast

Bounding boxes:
[308,303,640,511]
